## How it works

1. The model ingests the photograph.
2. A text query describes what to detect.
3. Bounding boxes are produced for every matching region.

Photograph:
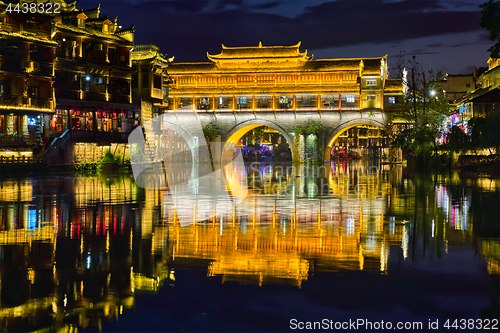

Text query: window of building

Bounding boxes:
[346,95,355,103]
[279,96,288,104]
[103,24,109,33]
[388,97,396,104]
[367,95,376,101]
[366,79,376,86]
[77,18,85,28]
[94,77,104,85]
[466,83,471,88]
[28,84,38,98]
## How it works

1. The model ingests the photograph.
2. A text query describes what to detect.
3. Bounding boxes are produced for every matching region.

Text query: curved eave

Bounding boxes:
[221,41,301,50]
[132,54,170,66]
[207,54,312,63]
[207,42,306,62]
[116,24,135,36]
[0,31,59,47]
[55,24,133,45]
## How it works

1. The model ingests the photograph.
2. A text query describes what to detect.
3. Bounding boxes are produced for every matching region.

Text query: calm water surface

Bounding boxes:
[0,160,498,332]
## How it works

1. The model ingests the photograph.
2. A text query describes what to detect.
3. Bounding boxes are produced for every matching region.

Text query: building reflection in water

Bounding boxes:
[0,162,498,331]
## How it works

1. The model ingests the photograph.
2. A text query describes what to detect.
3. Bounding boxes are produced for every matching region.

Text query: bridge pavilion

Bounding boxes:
[167,42,404,161]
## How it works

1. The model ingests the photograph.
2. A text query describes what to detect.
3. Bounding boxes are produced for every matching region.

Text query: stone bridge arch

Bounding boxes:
[223,118,295,161]
[324,117,387,161]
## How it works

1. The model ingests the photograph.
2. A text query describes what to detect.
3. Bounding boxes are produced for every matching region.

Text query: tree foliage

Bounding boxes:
[391,55,449,164]
[292,121,326,136]
[202,122,221,141]
[445,116,500,154]
[468,115,500,153]
[446,125,469,153]
[480,0,500,59]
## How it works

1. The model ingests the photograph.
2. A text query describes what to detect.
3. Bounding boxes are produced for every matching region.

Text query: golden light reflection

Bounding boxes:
[0,165,498,331]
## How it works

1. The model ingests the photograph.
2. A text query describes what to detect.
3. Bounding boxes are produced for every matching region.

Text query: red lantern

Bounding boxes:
[102,111,106,117]
[70,109,74,115]
[121,112,125,117]
[96,111,100,117]
[77,110,80,116]
[113,112,116,118]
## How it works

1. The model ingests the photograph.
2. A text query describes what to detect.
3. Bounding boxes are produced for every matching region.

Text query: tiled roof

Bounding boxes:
[169,57,386,75]
[384,79,404,92]
[56,22,133,45]
[207,42,311,61]
[132,47,170,64]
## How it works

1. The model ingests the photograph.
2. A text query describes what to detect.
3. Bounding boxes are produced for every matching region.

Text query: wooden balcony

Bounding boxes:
[0,134,37,146]
[82,92,106,102]
[0,96,53,110]
[0,56,24,73]
[151,88,164,100]
[30,61,53,77]
[109,94,130,104]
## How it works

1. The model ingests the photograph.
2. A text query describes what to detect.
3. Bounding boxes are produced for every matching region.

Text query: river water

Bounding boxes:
[0,160,498,332]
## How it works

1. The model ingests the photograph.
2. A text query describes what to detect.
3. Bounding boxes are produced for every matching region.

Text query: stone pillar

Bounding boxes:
[292,134,304,164]
[324,146,332,162]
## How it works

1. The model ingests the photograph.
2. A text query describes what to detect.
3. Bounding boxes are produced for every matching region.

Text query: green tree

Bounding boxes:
[446,125,470,153]
[250,128,264,144]
[202,122,220,141]
[202,122,221,171]
[468,115,500,154]
[480,0,500,59]
[391,56,449,165]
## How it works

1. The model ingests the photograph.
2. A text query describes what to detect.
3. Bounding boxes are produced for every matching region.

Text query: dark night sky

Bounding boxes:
[79,0,490,77]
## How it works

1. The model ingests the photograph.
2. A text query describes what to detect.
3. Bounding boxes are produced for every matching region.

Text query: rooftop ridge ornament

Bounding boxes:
[206,42,310,63]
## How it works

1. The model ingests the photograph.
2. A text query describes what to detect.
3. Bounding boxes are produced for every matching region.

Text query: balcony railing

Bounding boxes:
[0,57,53,76]
[30,98,53,109]
[0,56,23,72]
[0,96,53,109]
[108,94,130,104]
[82,92,106,102]
[151,88,163,100]
[0,134,37,146]
[31,61,53,76]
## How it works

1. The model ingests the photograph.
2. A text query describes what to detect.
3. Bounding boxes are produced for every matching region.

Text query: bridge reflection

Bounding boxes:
[0,164,497,331]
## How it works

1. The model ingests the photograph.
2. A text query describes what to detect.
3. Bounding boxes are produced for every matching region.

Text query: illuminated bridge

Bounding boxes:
[165,42,404,162]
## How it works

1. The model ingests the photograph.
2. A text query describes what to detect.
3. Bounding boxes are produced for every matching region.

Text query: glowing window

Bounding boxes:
[366,79,376,86]
[367,95,376,101]
[346,95,355,103]
[388,97,396,104]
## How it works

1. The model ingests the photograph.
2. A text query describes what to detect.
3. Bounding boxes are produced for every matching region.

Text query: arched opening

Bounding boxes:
[225,121,294,162]
[325,122,389,160]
